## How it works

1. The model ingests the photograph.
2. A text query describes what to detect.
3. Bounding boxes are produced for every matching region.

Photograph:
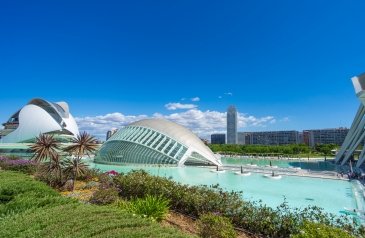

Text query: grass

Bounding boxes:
[0,171,192,238]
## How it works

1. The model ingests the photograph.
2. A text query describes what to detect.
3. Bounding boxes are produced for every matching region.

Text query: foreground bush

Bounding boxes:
[197,213,236,238]
[89,187,119,205]
[113,170,363,238]
[292,221,354,238]
[114,170,244,217]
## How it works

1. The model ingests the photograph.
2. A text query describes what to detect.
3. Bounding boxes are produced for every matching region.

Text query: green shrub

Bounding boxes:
[128,195,170,222]
[77,168,101,182]
[89,188,119,205]
[113,170,364,238]
[293,221,355,238]
[197,213,236,238]
[114,170,244,217]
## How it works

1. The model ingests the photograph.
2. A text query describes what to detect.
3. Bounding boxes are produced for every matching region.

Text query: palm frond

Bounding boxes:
[29,134,60,163]
[64,132,98,158]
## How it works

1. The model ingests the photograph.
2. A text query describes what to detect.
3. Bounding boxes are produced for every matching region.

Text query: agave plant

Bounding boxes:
[63,132,98,190]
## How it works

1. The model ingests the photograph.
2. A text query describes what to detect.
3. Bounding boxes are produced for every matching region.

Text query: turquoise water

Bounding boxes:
[221,157,339,171]
[89,162,362,216]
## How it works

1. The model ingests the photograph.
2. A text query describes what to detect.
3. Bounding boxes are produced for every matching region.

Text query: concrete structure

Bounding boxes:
[303,128,349,147]
[0,98,79,143]
[95,118,222,166]
[336,73,365,167]
[227,105,237,144]
[106,128,118,141]
[242,131,299,145]
[211,133,225,144]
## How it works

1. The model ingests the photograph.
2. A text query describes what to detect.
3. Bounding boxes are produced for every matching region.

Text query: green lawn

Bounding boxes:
[0,171,192,238]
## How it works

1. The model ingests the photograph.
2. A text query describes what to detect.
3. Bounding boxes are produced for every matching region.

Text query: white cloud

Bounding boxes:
[224,92,233,96]
[76,110,277,140]
[191,97,200,102]
[164,102,198,110]
[218,96,222,99]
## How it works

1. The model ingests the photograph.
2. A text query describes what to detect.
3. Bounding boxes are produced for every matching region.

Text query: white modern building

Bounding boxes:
[95,118,222,166]
[336,73,365,167]
[0,98,79,143]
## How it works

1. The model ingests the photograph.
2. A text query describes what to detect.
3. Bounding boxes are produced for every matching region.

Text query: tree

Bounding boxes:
[63,132,98,191]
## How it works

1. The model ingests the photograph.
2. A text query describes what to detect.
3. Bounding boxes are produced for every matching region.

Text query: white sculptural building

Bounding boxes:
[95,118,222,166]
[0,98,79,143]
[335,73,365,167]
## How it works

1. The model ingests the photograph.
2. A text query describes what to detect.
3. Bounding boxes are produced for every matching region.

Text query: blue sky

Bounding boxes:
[1,1,365,139]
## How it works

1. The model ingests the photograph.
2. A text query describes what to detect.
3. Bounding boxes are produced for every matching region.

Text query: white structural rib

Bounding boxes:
[336,73,365,167]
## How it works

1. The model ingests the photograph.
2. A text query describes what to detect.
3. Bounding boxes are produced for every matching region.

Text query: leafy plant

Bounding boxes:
[197,213,236,238]
[128,195,170,222]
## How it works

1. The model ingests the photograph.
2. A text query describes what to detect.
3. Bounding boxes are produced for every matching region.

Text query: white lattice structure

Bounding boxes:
[95,118,222,166]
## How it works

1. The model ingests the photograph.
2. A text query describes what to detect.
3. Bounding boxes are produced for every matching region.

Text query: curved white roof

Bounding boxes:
[129,118,221,166]
[0,98,79,143]
[130,119,209,152]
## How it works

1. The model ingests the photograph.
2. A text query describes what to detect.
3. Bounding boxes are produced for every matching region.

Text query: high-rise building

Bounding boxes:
[227,105,237,144]
[211,134,226,144]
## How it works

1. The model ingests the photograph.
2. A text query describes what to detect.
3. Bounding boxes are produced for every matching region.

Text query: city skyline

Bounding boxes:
[1,1,365,139]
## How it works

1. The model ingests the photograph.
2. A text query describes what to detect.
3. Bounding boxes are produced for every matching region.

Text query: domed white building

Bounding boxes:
[95,118,222,166]
[0,98,79,143]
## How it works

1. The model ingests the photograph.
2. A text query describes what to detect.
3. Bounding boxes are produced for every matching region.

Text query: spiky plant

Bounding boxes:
[63,132,98,190]
[30,134,60,163]
[64,132,98,158]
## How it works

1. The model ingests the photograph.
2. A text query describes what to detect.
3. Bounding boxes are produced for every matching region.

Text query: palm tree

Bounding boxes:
[63,132,98,190]
[30,134,63,184]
